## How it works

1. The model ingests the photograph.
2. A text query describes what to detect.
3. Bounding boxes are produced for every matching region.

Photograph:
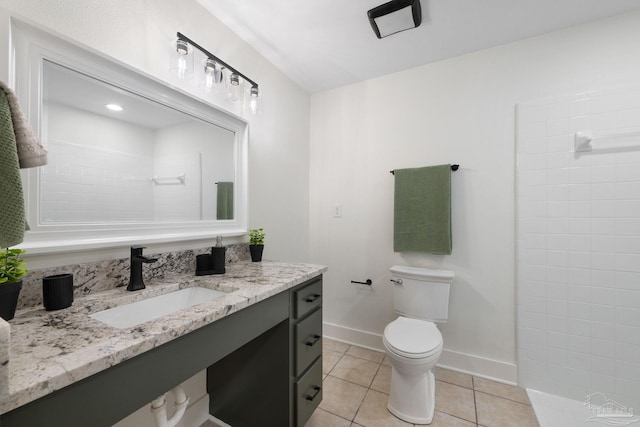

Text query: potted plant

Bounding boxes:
[0,248,28,321]
[248,228,265,262]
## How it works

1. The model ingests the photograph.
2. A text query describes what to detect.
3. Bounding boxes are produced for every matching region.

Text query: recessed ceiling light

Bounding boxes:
[105,103,123,112]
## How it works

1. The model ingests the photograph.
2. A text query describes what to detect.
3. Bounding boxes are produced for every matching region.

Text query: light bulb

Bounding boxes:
[170,39,193,80]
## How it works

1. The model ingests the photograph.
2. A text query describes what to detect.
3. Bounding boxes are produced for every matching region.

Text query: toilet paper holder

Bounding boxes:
[351,279,372,286]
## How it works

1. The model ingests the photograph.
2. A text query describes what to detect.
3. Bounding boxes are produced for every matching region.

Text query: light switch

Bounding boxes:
[333,204,342,218]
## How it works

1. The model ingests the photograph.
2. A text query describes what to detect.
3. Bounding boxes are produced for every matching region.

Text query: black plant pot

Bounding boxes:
[0,280,23,321]
[249,245,264,262]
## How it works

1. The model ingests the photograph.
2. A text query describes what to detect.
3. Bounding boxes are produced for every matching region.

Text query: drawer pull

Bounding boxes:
[305,385,321,401]
[305,334,321,347]
[304,293,321,303]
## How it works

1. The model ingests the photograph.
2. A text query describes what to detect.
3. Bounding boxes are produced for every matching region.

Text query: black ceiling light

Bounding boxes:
[367,0,422,39]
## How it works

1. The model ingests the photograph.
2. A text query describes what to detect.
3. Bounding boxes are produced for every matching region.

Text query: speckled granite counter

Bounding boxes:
[0,261,326,415]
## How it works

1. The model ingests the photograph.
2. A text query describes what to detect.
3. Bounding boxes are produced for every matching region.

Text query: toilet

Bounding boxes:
[383,265,455,424]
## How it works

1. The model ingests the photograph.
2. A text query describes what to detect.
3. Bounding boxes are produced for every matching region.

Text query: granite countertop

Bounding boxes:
[0,261,327,415]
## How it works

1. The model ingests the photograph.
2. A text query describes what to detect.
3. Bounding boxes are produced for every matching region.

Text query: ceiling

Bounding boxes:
[197,0,640,93]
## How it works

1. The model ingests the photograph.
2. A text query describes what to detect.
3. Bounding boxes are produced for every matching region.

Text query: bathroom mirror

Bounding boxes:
[12,20,248,254]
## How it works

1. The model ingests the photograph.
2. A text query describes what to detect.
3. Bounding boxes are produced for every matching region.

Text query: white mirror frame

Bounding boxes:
[11,19,249,255]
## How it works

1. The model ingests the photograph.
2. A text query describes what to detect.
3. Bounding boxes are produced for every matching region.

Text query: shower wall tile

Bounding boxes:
[517,86,640,411]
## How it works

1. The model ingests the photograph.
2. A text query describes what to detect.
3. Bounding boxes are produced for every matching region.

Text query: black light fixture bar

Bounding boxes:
[176,32,258,90]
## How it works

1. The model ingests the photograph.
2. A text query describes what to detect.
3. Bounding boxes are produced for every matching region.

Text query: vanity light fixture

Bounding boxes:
[174,32,261,114]
[367,0,422,39]
[105,103,123,112]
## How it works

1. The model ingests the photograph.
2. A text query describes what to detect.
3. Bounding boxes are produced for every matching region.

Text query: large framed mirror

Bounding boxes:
[12,19,248,254]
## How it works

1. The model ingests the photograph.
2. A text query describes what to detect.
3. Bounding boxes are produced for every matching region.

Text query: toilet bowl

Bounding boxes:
[384,266,454,425]
[383,316,443,424]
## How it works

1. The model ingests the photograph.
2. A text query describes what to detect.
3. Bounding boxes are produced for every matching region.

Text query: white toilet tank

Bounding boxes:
[390,265,455,323]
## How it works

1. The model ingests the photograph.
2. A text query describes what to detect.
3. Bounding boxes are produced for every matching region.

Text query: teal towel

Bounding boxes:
[216,182,234,220]
[393,165,452,254]
[0,89,26,248]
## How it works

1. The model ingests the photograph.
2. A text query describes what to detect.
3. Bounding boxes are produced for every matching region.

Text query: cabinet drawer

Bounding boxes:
[294,308,322,376]
[295,358,322,427]
[293,279,322,319]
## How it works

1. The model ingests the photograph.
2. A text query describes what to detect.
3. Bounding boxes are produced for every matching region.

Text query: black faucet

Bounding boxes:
[127,246,158,291]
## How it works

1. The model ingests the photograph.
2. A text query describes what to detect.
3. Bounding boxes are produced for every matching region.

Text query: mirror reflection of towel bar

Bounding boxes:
[152,174,185,185]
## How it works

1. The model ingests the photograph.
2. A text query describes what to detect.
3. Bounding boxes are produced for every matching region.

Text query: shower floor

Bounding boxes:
[528,389,612,427]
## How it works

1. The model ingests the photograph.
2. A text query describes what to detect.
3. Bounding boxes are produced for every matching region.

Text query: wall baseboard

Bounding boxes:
[323,321,517,385]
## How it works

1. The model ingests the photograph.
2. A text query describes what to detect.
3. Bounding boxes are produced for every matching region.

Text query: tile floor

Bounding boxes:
[307,338,540,427]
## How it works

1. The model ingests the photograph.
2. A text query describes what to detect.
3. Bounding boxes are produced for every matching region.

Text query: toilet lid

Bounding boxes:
[384,317,442,357]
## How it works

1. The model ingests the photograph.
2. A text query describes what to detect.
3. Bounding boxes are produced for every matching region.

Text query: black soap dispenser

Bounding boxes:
[212,236,226,274]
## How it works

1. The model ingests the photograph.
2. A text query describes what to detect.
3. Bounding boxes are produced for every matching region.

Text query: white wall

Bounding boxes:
[310,10,640,381]
[0,0,311,265]
[517,86,640,410]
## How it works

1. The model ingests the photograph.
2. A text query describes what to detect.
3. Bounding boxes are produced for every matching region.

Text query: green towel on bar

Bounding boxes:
[216,182,234,220]
[393,165,452,254]
[0,89,26,248]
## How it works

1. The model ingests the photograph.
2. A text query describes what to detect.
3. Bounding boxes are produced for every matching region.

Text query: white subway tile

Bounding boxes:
[569,167,591,184]
[547,235,568,250]
[591,322,617,340]
[616,254,640,272]
[569,201,591,218]
[592,218,616,235]
[547,298,568,316]
[615,182,640,200]
[590,304,618,323]
[591,94,615,114]
[616,218,640,235]
[615,201,640,218]
[591,287,616,306]
[615,271,640,290]
[568,301,591,320]
[591,112,616,132]
[547,282,568,299]
[569,219,591,235]
[568,334,591,353]
[547,218,569,234]
[591,236,617,253]
[568,251,591,269]
[592,165,617,183]
[568,269,591,286]
[569,99,591,117]
[547,103,569,120]
[591,183,616,200]
[547,168,569,185]
[616,325,640,346]
[568,318,590,337]
[547,314,568,333]
[615,236,640,254]
[615,342,640,363]
[591,354,616,376]
[547,201,569,218]
[615,360,640,383]
[616,166,640,182]
[546,348,568,365]
[547,185,569,201]
[569,184,591,201]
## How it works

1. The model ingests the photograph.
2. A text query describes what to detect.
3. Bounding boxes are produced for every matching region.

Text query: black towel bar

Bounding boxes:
[351,279,373,286]
[390,164,459,174]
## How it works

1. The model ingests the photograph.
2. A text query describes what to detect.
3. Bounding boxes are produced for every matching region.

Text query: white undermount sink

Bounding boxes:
[89,287,228,329]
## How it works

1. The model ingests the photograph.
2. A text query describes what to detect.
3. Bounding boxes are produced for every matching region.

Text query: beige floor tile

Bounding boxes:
[319,376,368,421]
[353,389,412,427]
[434,380,477,423]
[434,367,473,389]
[473,376,530,404]
[324,338,350,354]
[305,408,352,427]
[370,364,391,394]
[476,391,539,427]
[415,410,477,427]
[324,349,344,374]
[382,355,391,366]
[346,346,386,363]
[330,355,380,388]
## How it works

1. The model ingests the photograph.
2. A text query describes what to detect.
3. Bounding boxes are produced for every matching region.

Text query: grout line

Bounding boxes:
[473,375,480,426]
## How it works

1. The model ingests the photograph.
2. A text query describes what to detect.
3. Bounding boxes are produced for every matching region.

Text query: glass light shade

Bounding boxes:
[249,86,262,115]
[227,73,242,102]
[170,39,193,80]
[202,59,224,92]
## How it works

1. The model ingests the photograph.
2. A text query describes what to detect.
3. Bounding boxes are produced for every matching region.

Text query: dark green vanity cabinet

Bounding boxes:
[208,276,323,427]
[0,275,323,427]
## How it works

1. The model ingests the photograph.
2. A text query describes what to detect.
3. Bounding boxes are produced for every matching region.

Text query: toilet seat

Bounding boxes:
[384,317,442,359]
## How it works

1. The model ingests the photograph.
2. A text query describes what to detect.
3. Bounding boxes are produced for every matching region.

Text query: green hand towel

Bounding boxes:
[216,182,234,220]
[0,89,26,248]
[393,165,452,254]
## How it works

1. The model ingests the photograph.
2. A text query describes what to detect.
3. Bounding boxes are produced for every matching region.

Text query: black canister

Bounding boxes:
[196,254,214,276]
[212,247,226,274]
[42,273,74,311]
